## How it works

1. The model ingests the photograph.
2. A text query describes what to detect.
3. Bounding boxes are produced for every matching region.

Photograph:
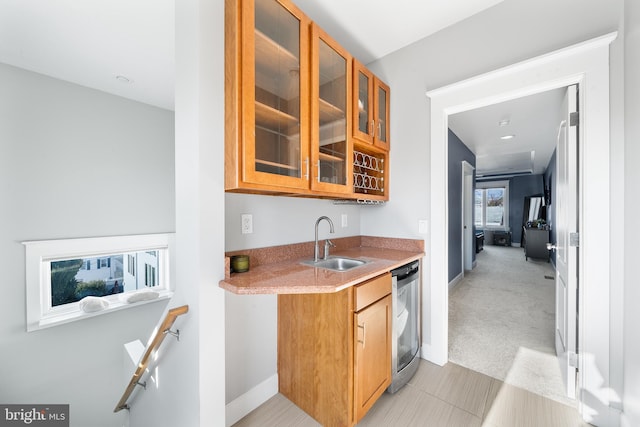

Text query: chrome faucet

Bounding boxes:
[314,216,335,262]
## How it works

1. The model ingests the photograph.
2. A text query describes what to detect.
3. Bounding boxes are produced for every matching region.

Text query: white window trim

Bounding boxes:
[475,180,510,231]
[24,233,175,332]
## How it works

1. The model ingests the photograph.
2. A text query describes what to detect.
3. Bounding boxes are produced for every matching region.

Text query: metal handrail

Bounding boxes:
[114,305,189,412]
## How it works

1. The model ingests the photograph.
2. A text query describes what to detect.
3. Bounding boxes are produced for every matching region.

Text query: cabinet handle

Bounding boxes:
[304,157,309,180]
[369,120,375,136]
[357,324,365,348]
[317,161,321,183]
[377,122,382,139]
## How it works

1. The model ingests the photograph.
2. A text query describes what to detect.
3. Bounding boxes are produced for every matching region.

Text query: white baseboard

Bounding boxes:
[448,272,463,292]
[420,342,447,366]
[225,374,278,427]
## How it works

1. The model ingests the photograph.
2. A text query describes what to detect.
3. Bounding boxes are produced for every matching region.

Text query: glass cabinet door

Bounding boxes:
[311,24,351,193]
[353,60,374,144]
[242,0,310,190]
[374,80,390,150]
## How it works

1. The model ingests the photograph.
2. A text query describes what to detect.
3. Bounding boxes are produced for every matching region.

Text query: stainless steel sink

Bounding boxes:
[301,256,368,272]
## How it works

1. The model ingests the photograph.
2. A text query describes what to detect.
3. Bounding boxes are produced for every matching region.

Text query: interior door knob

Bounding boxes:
[546,243,557,251]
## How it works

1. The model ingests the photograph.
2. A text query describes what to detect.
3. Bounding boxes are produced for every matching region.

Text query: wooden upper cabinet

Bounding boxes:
[352,59,390,151]
[310,23,352,195]
[226,0,390,199]
[374,79,390,151]
[226,0,311,193]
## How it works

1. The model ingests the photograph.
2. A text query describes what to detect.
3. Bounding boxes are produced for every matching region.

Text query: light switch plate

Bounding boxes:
[341,214,348,227]
[418,219,428,234]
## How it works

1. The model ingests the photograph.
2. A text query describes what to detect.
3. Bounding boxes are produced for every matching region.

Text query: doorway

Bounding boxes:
[425,33,615,424]
[445,88,573,379]
[447,87,568,404]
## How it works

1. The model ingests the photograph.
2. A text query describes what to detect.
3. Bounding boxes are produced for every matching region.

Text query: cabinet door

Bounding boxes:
[310,24,352,194]
[354,294,392,422]
[352,59,374,145]
[373,78,390,151]
[241,0,310,190]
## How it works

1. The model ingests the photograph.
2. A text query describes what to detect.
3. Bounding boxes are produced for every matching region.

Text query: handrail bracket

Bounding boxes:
[164,328,180,341]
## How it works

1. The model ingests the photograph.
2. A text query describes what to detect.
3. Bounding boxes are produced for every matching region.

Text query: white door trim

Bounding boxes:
[425,32,616,426]
[462,160,475,273]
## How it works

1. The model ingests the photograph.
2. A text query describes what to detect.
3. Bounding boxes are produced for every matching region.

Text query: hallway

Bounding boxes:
[448,244,572,407]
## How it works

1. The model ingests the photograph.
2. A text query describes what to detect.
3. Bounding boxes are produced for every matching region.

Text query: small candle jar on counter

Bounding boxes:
[230,255,250,273]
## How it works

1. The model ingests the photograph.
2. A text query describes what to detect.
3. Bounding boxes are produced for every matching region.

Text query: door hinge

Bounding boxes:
[570,112,579,127]
[569,232,580,247]
[569,351,579,368]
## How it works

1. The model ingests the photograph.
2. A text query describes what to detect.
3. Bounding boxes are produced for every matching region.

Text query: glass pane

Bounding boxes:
[396,278,419,370]
[318,38,347,185]
[377,86,387,142]
[486,188,505,226]
[50,251,159,307]
[475,189,483,227]
[358,71,370,135]
[254,0,301,177]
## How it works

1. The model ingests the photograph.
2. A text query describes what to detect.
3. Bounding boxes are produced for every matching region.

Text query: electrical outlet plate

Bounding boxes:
[241,214,253,234]
[418,219,428,234]
[341,214,348,227]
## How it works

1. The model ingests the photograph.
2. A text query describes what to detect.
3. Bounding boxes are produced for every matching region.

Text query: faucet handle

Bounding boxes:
[324,239,336,260]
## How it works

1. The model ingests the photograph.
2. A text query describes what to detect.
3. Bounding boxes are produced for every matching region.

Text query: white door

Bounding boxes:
[554,84,579,399]
[462,161,475,272]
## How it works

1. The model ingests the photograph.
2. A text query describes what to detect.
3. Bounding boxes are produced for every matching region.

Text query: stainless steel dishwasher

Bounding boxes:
[387,260,421,393]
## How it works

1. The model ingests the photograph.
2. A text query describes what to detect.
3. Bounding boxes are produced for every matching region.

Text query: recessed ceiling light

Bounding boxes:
[498,119,510,127]
[500,134,515,140]
[115,75,132,84]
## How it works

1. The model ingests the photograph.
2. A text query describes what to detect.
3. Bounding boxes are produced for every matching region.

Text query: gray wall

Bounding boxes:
[475,175,544,245]
[508,175,545,245]
[447,129,476,282]
[0,63,175,426]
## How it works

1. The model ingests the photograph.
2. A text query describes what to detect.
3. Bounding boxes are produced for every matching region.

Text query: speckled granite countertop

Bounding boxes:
[219,236,424,294]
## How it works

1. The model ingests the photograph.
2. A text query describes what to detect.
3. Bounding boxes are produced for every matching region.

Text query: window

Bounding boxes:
[24,233,174,331]
[145,264,157,287]
[475,181,509,230]
[127,254,136,276]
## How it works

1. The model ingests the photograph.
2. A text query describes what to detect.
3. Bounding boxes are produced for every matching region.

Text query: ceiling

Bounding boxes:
[448,88,565,178]
[0,0,502,111]
[0,0,561,178]
[0,0,175,110]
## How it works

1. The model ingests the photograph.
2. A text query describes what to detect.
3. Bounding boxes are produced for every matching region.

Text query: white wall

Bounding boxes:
[225,193,361,251]
[364,0,622,361]
[224,193,361,410]
[623,1,640,425]
[128,0,227,426]
[0,63,174,426]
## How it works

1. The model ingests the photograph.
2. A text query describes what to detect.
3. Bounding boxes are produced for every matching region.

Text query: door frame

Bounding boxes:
[425,32,616,425]
[462,161,475,273]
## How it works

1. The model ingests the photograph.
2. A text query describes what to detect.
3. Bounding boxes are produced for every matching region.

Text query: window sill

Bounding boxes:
[29,290,174,332]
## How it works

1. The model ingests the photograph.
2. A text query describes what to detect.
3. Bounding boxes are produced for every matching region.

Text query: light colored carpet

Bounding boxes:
[448,244,575,408]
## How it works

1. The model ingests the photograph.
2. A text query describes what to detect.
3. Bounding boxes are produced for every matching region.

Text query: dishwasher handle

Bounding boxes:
[392,261,419,285]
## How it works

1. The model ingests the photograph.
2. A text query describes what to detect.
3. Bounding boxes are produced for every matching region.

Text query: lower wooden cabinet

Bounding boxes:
[278,273,392,426]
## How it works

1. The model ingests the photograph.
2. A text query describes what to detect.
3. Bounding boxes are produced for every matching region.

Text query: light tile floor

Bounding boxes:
[232,360,590,427]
